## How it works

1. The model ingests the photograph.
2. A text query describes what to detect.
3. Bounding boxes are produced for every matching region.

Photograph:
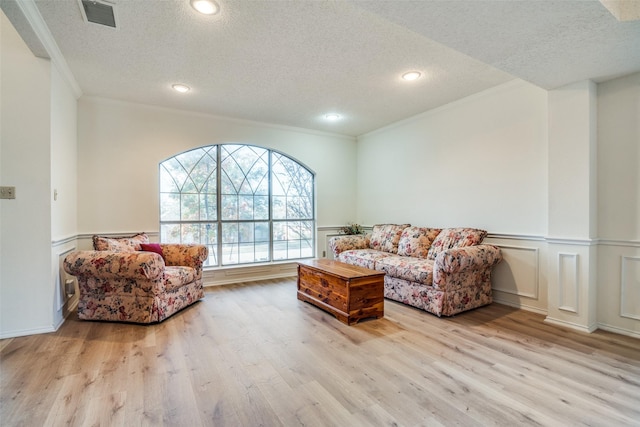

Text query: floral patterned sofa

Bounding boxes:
[63,233,208,324]
[329,225,502,317]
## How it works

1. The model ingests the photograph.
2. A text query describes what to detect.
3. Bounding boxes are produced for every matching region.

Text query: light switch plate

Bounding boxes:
[0,186,16,199]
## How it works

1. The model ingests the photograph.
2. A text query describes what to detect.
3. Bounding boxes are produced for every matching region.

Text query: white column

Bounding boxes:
[546,80,598,332]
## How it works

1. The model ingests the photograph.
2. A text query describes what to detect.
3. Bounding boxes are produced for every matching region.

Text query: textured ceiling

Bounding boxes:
[8,0,640,136]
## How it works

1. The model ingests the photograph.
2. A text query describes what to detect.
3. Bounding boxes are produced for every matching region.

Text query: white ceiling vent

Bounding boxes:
[78,0,117,28]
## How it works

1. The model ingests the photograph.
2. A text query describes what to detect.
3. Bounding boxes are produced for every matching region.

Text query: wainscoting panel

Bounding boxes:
[621,256,640,320]
[492,245,539,299]
[558,252,579,313]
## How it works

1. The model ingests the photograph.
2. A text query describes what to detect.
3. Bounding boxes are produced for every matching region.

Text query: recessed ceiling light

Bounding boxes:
[402,71,421,81]
[190,0,219,15]
[325,113,341,121]
[172,84,191,93]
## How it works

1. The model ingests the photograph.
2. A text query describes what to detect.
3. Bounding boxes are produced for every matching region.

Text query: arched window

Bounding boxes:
[159,144,315,267]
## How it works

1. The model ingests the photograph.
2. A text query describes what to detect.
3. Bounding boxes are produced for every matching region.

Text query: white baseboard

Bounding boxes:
[0,325,56,340]
[596,322,640,339]
[544,316,598,334]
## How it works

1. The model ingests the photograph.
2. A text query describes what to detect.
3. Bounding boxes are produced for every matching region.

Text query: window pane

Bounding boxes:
[200,193,217,220]
[221,145,269,196]
[239,222,254,243]
[273,240,287,261]
[255,222,269,242]
[254,195,269,220]
[161,158,188,192]
[161,223,181,243]
[200,223,218,266]
[221,222,239,265]
[272,195,286,220]
[238,195,254,220]
[287,240,301,259]
[181,223,200,244]
[273,222,287,241]
[301,239,313,258]
[222,223,238,244]
[301,221,313,239]
[221,194,238,220]
[190,150,216,192]
[160,167,179,193]
[160,193,180,221]
[255,242,269,262]
[239,243,255,263]
[181,194,199,220]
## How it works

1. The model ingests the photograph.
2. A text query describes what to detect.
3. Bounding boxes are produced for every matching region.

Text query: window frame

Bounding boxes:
[159,144,316,267]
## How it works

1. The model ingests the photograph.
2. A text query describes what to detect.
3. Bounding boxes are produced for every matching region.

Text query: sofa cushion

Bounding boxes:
[337,249,393,270]
[397,227,441,258]
[164,266,196,292]
[375,255,434,285]
[369,224,411,253]
[427,228,487,260]
[93,233,149,252]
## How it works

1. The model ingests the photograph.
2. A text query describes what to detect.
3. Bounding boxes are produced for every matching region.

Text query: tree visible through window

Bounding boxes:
[159,144,315,266]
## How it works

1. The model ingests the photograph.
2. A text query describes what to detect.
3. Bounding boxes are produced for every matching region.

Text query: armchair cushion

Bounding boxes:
[160,244,209,278]
[164,266,196,291]
[93,233,149,252]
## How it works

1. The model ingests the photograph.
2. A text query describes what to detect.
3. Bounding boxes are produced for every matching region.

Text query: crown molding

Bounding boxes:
[15,0,82,98]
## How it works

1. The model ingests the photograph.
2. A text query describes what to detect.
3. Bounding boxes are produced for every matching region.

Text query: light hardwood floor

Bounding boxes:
[1,278,639,426]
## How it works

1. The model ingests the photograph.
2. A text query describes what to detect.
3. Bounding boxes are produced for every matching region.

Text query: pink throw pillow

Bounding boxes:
[140,243,164,260]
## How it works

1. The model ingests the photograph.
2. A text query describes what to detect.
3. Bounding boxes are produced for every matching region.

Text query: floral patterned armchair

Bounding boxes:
[63,233,208,323]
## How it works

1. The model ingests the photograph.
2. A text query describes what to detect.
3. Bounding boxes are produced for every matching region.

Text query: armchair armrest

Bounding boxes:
[160,244,208,276]
[328,234,370,257]
[432,245,502,291]
[63,251,165,281]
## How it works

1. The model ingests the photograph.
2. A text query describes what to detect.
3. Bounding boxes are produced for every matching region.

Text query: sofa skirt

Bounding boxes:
[383,276,492,317]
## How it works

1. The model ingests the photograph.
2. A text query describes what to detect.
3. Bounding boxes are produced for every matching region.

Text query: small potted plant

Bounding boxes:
[339,222,364,235]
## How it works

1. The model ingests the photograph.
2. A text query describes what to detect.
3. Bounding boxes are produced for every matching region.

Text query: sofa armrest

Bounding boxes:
[160,244,208,276]
[432,245,502,291]
[435,245,503,273]
[63,251,165,281]
[328,235,370,257]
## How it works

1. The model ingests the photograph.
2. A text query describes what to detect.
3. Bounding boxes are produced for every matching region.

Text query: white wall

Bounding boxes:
[0,11,54,337]
[356,80,550,313]
[77,97,358,259]
[596,72,640,336]
[356,80,548,235]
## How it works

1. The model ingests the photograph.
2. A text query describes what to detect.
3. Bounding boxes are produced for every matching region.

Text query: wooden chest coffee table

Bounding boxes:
[297,259,385,325]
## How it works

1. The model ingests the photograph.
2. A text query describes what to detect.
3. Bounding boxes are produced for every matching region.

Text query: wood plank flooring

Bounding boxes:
[1,277,639,426]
